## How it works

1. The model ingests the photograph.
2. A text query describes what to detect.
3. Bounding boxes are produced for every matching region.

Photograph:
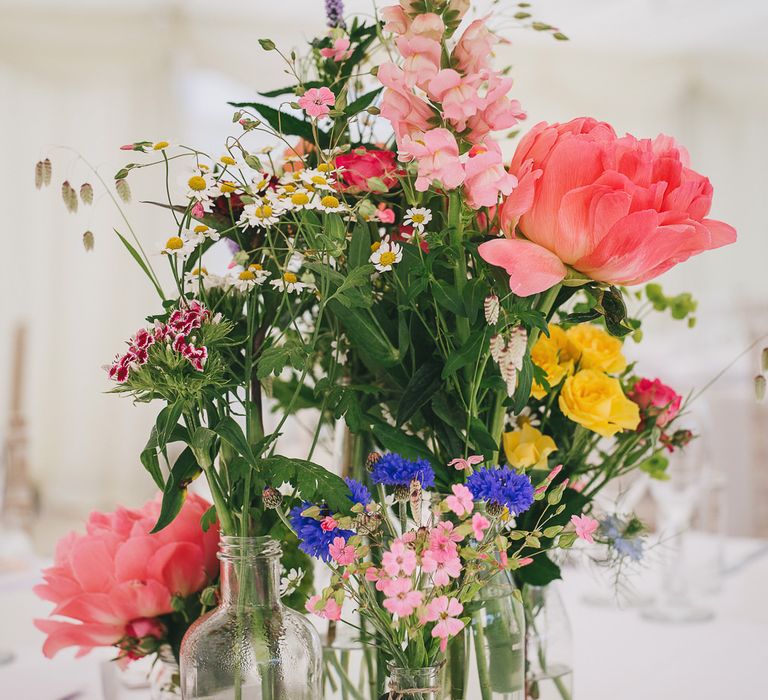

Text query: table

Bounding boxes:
[2,534,767,699]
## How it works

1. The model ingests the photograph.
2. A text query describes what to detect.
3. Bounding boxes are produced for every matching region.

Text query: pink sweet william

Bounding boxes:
[479,117,736,297]
[628,378,682,429]
[382,578,423,617]
[34,494,218,660]
[571,514,599,544]
[445,484,474,517]
[399,128,465,192]
[421,596,465,652]
[298,86,335,118]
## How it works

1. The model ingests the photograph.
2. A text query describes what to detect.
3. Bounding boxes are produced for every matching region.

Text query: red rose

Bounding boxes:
[335,148,400,192]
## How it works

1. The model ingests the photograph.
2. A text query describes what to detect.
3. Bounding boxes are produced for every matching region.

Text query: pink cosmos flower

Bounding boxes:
[378,62,436,142]
[445,484,474,517]
[628,378,682,429]
[463,142,518,209]
[306,595,342,621]
[571,514,599,544]
[395,35,442,88]
[320,37,352,62]
[421,596,465,652]
[382,540,418,577]
[34,494,218,660]
[328,537,356,566]
[479,118,736,297]
[427,70,483,130]
[448,455,483,471]
[421,550,462,586]
[382,578,423,617]
[399,128,465,192]
[320,516,338,532]
[452,19,497,74]
[298,87,336,118]
[471,512,490,541]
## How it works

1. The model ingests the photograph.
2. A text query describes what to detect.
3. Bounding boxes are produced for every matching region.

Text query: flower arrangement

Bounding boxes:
[36,0,736,696]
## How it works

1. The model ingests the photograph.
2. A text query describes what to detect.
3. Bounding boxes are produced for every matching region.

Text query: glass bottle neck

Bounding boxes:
[218,536,281,608]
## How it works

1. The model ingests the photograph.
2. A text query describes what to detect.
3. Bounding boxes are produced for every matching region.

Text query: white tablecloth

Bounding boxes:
[2,534,767,699]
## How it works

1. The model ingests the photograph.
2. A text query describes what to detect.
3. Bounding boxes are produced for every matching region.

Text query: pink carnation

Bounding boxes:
[628,378,682,429]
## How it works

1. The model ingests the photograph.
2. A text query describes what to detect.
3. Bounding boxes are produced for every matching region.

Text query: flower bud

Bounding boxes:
[762,348,768,373]
[393,484,410,502]
[755,374,766,402]
[365,452,381,472]
[262,486,283,509]
[200,585,219,607]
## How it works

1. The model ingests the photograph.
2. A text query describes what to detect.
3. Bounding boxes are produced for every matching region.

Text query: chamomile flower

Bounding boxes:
[285,189,314,211]
[315,194,346,213]
[185,224,221,245]
[184,267,224,294]
[369,240,403,272]
[279,567,305,598]
[159,234,197,259]
[239,200,281,228]
[209,178,243,199]
[184,167,215,202]
[270,271,313,294]
[298,168,336,191]
[232,264,271,292]
[403,207,432,233]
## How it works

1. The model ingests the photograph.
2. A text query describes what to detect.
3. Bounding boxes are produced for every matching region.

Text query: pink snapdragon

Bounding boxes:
[421,596,465,652]
[382,578,423,617]
[395,35,441,88]
[445,484,474,517]
[399,128,465,192]
[452,19,497,74]
[471,512,490,541]
[381,5,410,34]
[448,455,483,471]
[378,63,436,141]
[407,13,445,41]
[320,38,352,62]
[382,540,418,577]
[463,142,518,209]
[298,87,336,118]
[466,73,526,143]
[427,70,483,130]
[329,537,356,566]
[306,595,343,621]
[571,514,599,544]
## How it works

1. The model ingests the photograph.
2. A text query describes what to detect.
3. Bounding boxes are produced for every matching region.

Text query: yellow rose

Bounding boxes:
[559,369,640,437]
[566,324,627,374]
[530,325,576,399]
[503,423,557,471]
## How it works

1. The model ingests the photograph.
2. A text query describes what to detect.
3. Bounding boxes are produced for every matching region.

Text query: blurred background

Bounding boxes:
[1,0,767,697]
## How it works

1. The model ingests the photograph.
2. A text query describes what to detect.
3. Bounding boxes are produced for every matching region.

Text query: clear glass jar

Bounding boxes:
[383,666,441,700]
[180,536,321,699]
[443,571,526,700]
[522,584,573,700]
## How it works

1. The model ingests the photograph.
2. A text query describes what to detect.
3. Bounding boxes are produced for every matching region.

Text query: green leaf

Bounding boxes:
[258,81,322,98]
[442,332,485,379]
[212,416,254,464]
[151,448,201,533]
[227,102,330,149]
[114,229,164,300]
[516,553,561,586]
[190,427,216,469]
[349,221,373,268]
[258,456,352,512]
[344,87,383,117]
[370,418,436,463]
[432,280,464,316]
[140,433,164,490]
[396,359,443,425]
[558,532,578,549]
[327,302,400,369]
[328,265,375,308]
[156,401,185,449]
[512,356,534,414]
[200,505,217,532]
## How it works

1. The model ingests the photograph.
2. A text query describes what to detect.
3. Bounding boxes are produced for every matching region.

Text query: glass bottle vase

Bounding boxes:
[180,536,321,699]
[381,666,441,700]
[522,584,573,700]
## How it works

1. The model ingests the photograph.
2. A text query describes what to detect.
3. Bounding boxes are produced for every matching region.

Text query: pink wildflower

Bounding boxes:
[320,37,352,62]
[298,87,336,118]
[445,484,474,517]
[421,550,461,586]
[471,512,490,541]
[320,516,338,532]
[328,537,356,566]
[571,514,599,544]
[306,595,342,621]
[382,578,423,617]
[422,596,465,652]
[382,540,417,577]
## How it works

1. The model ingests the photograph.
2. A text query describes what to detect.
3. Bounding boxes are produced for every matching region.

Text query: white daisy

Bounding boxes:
[298,169,336,191]
[270,271,314,294]
[238,200,281,228]
[209,178,244,199]
[369,240,403,272]
[279,567,305,598]
[159,234,198,259]
[184,167,215,203]
[184,267,225,294]
[232,264,271,292]
[315,193,346,213]
[403,207,432,233]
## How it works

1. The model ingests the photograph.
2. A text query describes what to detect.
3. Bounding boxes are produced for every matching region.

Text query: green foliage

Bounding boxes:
[645,283,698,325]
[258,455,352,512]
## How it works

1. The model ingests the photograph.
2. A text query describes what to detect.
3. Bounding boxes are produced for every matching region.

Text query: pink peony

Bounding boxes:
[382,578,423,617]
[479,118,736,297]
[34,494,218,660]
[571,514,599,544]
[297,86,336,118]
[463,142,518,209]
[378,62,436,142]
[421,596,465,652]
[336,148,401,192]
[445,484,474,517]
[320,37,352,62]
[399,128,465,192]
[628,377,682,429]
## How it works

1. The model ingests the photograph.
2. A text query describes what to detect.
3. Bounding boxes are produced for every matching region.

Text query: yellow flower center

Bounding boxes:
[410,213,425,224]
[317,163,332,173]
[283,272,298,283]
[370,241,381,253]
[219,181,237,194]
[165,236,184,250]
[191,267,208,276]
[220,155,237,165]
[311,175,328,186]
[153,141,169,150]
[239,270,256,280]
[255,178,269,190]
[291,192,310,206]
[193,225,209,233]
[188,175,207,191]
[255,205,273,218]
[321,195,340,208]
[283,184,297,193]
[379,251,396,266]
[248,263,263,271]
[198,164,210,172]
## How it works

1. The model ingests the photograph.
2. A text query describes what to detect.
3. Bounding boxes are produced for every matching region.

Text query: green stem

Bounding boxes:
[326,651,367,700]
[448,190,470,345]
[472,615,493,700]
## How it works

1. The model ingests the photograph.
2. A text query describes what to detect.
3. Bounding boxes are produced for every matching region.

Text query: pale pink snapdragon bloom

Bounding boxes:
[399,128,465,192]
[381,5,410,34]
[445,483,474,517]
[452,19,498,74]
[427,69,484,131]
[463,141,518,209]
[467,72,526,143]
[421,596,465,652]
[378,63,436,141]
[406,13,445,41]
[382,578,423,617]
[395,34,442,89]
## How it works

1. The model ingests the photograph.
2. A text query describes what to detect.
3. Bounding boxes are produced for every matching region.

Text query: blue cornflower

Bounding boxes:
[613,537,644,562]
[345,477,372,506]
[370,453,435,488]
[466,466,534,516]
[289,502,353,562]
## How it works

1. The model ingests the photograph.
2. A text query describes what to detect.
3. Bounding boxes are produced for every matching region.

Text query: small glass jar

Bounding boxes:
[149,644,181,700]
[383,666,441,700]
[180,536,321,699]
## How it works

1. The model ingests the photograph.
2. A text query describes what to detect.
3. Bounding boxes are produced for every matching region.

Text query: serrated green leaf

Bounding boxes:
[227,101,330,149]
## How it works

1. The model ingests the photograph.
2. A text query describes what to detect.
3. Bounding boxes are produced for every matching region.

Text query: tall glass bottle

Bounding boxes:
[180,536,321,699]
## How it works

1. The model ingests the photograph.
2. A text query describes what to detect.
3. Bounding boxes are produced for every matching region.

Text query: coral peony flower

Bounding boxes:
[320,37,352,62]
[399,128,465,192]
[502,423,557,471]
[298,86,336,118]
[480,118,736,297]
[336,148,400,192]
[571,514,599,544]
[34,494,218,660]
[628,377,682,429]
[463,142,518,209]
[559,369,640,437]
